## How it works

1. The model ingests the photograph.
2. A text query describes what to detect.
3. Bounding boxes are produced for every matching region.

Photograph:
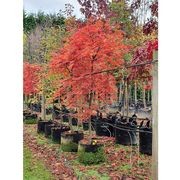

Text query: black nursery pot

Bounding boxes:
[95,120,111,137]
[62,115,69,122]
[24,113,37,120]
[23,111,31,117]
[51,126,70,143]
[139,127,152,155]
[44,124,59,138]
[115,122,137,146]
[72,118,78,126]
[83,122,89,131]
[51,127,62,143]
[61,131,84,144]
[107,118,116,137]
[37,120,53,133]
[78,142,103,153]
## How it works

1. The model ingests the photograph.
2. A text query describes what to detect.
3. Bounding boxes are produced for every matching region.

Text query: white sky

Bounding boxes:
[23,0,83,18]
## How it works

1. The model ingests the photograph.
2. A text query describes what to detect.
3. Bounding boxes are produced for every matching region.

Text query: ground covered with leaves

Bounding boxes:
[24,124,152,180]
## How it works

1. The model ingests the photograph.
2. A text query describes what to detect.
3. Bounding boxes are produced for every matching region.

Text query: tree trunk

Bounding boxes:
[88,91,93,143]
[152,51,158,180]
[59,96,61,109]
[41,91,46,120]
[134,81,137,105]
[69,115,73,132]
[129,84,132,105]
[147,90,150,102]
[143,84,147,109]
[117,83,120,104]
[119,82,122,103]
[122,79,126,116]
[52,102,55,121]
[23,94,27,109]
[125,80,129,120]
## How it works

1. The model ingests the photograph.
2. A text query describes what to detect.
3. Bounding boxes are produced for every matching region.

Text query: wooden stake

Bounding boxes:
[152,50,158,180]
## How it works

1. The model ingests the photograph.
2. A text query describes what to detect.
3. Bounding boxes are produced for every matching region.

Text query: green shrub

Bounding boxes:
[61,142,78,152]
[78,148,106,165]
[24,118,37,124]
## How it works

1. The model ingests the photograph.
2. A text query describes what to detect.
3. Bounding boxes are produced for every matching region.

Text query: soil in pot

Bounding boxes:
[139,127,152,155]
[115,122,137,146]
[37,120,53,134]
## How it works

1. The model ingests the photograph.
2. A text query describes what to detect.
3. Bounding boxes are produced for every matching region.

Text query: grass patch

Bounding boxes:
[119,164,132,175]
[72,160,109,179]
[24,146,55,180]
[24,118,37,124]
[74,169,109,180]
[61,142,78,152]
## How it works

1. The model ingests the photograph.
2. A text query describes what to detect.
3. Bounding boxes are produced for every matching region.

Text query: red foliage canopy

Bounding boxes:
[50,20,129,120]
[23,62,41,95]
[128,39,158,89]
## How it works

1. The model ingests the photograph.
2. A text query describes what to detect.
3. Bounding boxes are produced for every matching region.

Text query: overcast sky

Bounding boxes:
[23,0,83,18]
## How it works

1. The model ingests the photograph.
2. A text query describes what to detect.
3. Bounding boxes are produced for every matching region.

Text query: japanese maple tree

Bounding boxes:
[50,19,129,140]
[23,62,41,96]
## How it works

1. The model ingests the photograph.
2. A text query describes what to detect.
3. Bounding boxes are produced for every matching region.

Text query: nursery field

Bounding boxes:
[23,1,158,179]
[24,124,152,180]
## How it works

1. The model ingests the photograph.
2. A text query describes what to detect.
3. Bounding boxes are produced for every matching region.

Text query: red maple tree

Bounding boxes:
[23,62,41,95]
[50,20,129,122]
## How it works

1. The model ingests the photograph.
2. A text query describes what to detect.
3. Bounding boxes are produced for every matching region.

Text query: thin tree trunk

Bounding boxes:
[69,115,73,132]
[41,91,46,120]
[143,83,147,109]
[122,79,126,116]
[117,83,120,104]
[129,84,132,105]
[119,82,122,103]
[23,94,26,109]
[52,102,55,121]
[148,90,151,103]
[88,91,93,144]
[134,81,137,105]
[59,96,61,109]
[125,80,129,120]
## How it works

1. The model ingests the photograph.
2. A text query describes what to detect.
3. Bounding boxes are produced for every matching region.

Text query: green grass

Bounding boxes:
[23,146,55,180]
[75,169,109,180]
[24,118,37,124]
